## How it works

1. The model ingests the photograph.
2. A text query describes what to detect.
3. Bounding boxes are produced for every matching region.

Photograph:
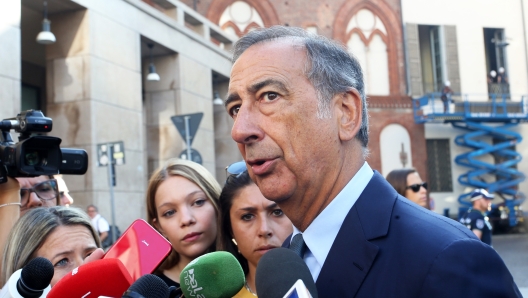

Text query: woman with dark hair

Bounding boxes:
[219,163,292,297]
[386,168,430,210]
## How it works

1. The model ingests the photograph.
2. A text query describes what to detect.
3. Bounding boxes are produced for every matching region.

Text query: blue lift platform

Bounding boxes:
[413,93,527,227]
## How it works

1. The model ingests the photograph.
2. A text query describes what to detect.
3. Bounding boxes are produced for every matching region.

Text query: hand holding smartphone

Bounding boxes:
[103,219,172,281]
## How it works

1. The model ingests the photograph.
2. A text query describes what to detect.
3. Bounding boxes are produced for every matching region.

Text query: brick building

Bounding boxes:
[173,0,428,182]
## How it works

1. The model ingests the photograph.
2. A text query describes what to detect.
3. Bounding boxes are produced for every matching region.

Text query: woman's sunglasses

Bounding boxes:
[225,161,247,177]
[224,161,248,184]
[405,182,427,193]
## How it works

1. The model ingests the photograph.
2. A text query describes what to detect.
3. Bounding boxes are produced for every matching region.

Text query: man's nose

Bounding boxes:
[231,105,262,144]
[26,192,43,209]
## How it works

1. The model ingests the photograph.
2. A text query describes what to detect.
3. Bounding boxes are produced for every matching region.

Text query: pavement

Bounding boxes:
[493,233,528,296]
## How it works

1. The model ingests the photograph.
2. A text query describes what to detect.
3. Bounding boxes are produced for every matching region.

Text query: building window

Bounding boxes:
[419,25,444,93]
[426,139,452,192]
[219,1,264,38]
[21,84,41,111]
[484,28,509,97]
[346,9,389,96]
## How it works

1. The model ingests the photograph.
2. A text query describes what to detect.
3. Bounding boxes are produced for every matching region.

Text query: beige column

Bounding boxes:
[0,1,21,120]
[144,53,217,177]
[45,9,145,228]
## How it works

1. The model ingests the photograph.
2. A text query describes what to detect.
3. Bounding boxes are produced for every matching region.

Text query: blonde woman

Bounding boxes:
[1,206,103,288]
[146,158,222,288]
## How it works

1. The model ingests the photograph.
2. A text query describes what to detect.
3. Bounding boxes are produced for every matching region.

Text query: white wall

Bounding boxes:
[380,124,413,176]
[402,0,528,97]
[404,0,528,217]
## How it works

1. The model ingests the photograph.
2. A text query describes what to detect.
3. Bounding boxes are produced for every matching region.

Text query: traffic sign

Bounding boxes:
[179,148,203,165]
[171,113,203,146]
[97,141,125,166]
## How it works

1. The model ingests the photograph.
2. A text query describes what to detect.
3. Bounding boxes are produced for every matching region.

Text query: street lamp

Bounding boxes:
[146,43,160,81]
[213,91,223,105]
[36,1,56,44]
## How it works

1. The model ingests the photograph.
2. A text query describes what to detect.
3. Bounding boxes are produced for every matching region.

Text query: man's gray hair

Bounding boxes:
[232,26,369,148]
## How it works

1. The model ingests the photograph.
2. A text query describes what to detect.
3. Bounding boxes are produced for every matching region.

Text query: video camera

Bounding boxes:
[0,110,88,183]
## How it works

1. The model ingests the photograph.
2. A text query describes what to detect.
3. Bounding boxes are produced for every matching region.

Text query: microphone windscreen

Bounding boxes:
[256,247,318,298]
[19,257,54,292]
[123,274,169,298]
[47,258,133,298]
[180,251,245,298]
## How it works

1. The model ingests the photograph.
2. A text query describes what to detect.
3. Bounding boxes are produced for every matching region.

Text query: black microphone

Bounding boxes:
[256,247,318,298]
[0,257,54,298]
[122,274,170,298]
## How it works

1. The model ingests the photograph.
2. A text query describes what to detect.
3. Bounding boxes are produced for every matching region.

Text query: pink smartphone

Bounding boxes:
[103,219,172,281]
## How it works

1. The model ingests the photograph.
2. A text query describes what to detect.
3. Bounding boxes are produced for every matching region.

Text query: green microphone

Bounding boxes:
[180,251,245,298]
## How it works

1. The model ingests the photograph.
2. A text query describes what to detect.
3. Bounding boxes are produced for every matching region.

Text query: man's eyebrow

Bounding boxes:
[225,92,240,109]
[248,79,288,94]
[225,79,288,109]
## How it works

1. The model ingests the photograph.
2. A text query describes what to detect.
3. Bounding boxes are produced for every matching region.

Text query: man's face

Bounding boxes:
[87,207,97,219]
[226,40,340,205]
[16,176,58,216]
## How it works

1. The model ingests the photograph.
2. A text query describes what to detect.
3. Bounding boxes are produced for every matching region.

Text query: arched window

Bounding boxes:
[380,124,412,176]
[219,1,264,37]
[346,9,389,96]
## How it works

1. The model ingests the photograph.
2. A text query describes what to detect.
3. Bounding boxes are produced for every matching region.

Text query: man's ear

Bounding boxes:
[336,89,362,141]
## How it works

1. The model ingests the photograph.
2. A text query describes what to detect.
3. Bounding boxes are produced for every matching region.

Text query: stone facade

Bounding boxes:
[1,0,235,229]
[178,0,424,178]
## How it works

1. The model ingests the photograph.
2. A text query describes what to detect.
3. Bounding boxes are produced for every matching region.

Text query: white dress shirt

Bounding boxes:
[290,162,374,281]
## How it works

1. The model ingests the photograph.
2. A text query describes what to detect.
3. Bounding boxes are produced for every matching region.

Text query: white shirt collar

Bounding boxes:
[291,162,373,279]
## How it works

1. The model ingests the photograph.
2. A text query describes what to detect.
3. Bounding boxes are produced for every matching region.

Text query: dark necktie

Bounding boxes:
[289,233,307,258]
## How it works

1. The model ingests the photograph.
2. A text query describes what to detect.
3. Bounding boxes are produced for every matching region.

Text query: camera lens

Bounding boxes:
[25,151,41,166]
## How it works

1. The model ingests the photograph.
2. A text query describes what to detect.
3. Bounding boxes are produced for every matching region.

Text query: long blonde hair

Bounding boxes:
[146,158,222,271]
[1,206,100,286]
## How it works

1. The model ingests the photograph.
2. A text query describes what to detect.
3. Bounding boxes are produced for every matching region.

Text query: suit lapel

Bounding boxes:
[315,172,396,297]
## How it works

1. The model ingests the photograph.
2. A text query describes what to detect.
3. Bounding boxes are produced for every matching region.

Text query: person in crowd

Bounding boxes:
[488,70,497,83]
[55,175,74,206]
[87,204,110,244]
[0,178,22,273]
[460,188,494,245]
[18,175,60,214]
[225,25,520,296]
[440,81,453,113]
[497,67,508,84]
[146,158,221,288]
[219,162,293,297]
[1,206,104,288]
[0,175,60,271]
[386,168,429,210]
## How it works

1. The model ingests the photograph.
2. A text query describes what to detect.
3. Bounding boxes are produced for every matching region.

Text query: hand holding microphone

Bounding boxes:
[0,257,53,298]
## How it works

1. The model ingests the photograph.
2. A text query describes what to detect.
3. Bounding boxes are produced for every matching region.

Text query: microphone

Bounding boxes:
[122,274,169,298]
[282,280,313,298]
[180,251,245,298]
[0,257,53,298]
[46,258,133,298]
[255,247,318,298]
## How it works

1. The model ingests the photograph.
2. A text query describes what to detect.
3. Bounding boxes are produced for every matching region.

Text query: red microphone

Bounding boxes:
[47,258,133,298]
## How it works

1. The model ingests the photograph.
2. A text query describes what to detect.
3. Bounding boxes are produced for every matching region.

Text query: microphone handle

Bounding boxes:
[169,286,183,298]
[122,290,146,298]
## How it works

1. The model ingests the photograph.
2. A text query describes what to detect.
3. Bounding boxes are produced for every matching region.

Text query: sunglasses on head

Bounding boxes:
[225,161,247,182]
[405,182,427,193]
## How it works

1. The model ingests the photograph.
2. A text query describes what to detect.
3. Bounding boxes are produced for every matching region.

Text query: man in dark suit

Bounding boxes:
[225,26,520,297]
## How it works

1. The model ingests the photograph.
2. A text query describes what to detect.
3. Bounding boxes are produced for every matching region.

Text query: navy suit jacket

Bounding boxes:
[284,172,520,297]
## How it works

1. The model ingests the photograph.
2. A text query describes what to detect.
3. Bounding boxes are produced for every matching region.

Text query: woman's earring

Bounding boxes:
[232,238,240,253]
